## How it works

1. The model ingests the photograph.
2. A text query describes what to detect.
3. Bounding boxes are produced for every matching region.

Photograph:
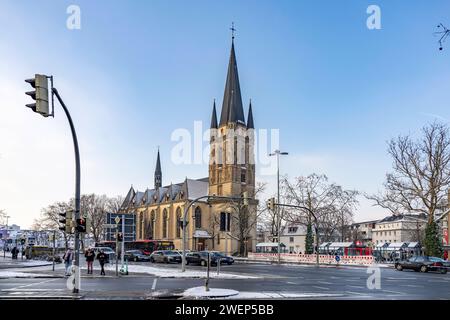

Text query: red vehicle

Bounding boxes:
[95,240,174,255]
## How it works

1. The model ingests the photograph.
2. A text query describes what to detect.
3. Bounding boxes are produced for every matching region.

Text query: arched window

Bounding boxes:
[163,209,168,238]
[150,210,155,239]
[195,207,202,229]
[176,207,182,238]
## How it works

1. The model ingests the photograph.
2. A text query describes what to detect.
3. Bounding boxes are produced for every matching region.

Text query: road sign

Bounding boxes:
[114,216,121,224]
[103,224,117,228]
[335,255,340,262]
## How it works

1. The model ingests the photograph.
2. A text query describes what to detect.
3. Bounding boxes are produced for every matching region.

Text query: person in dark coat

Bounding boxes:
[96,250,107,276]
[85,248,95,274]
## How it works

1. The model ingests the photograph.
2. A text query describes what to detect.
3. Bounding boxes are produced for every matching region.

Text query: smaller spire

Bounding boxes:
[247,99,254,129]
[210,99,218,129]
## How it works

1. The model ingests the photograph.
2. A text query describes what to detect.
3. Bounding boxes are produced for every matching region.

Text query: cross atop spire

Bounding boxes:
[230,22,236,41]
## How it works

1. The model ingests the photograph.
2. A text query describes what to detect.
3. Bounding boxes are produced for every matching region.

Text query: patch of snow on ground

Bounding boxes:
[0,271,54,278]
[103,264,259,279]
[227,292,344,299]
[183,286,239,297]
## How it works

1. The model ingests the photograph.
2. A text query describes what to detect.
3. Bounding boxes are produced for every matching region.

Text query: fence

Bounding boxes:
[247,253,375,266]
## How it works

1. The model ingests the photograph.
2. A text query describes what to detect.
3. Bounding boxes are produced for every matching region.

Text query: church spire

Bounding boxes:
[247,99,254,129]
[154,148,162,189]
[210,99,218,129]
[219,25,245,126]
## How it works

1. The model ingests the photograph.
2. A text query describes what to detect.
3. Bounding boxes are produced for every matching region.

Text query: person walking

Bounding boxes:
[97,249,107,276]
[85,248,95,274]
[63,248,73,277]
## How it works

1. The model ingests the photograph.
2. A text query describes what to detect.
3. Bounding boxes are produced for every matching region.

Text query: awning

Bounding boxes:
[407,242,420,248]
[386,242,407,250]
[327,242,353,249]
[375,242,389,248]
[193,230,212,238]
[256,242,286,247]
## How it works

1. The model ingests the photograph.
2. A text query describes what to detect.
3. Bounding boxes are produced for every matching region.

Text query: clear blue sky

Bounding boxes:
[1,0,450,228]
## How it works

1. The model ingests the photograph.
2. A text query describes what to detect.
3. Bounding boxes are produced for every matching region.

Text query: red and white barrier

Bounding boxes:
[247,253,374,266]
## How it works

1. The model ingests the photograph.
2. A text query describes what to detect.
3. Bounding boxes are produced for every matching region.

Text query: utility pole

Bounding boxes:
[3,215,10,258]
[121,214,125,270]
[52,230,56,272]
[269,150,288,264]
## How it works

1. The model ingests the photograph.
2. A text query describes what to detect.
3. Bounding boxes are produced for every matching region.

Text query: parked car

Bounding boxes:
[395,256,448,274]
[150,250,182,263]
[185,251,228,266]
[124,250,151,262]
[210,251,234,265]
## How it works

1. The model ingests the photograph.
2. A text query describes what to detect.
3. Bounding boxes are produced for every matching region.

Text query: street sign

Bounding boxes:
[103,224,117,228]
[114,216,121,224]
[335,255,340,262]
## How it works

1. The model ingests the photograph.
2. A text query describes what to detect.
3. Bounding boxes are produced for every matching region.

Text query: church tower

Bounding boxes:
[208,35,256,199]
[154,149,162,189]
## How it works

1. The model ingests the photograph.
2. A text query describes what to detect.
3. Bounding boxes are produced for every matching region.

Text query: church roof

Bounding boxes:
[210,100,218,129]
[247,100,254,129]
[219,40,245,126]
[122,177,209,208]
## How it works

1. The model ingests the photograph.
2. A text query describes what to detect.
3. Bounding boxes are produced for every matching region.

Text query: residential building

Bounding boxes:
[280,224,307,254]
[372,214,426,245]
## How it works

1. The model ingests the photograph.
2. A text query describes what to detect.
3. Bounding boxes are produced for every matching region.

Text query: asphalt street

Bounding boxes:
[1,260,449,299]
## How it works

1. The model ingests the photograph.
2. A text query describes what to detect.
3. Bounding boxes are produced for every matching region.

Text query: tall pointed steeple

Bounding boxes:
[219,38,245,126]
[154,148,162,189]
[210,99,218,129]
[247,99,254,129]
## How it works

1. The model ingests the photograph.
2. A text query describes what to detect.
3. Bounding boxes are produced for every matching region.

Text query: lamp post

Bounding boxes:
[269,150,288,264]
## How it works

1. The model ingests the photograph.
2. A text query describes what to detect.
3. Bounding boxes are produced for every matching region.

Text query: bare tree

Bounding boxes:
[367,122,450,224]
[281,174,359,243]
[0,209,7,226]
[36,201,73,250]
[227,182,267,256]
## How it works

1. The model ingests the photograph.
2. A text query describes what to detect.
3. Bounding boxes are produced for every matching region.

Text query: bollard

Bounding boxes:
[217,258,221,275]
[205,252,210,292]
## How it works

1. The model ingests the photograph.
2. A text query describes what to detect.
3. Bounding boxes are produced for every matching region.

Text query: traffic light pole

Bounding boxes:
[52,88,81,293]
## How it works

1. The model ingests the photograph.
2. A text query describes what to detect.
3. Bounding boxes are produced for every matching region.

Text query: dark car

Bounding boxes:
[210,251,234,265]
[150,250,182,264]
[185,251,227,267]
[395,256,448,274]
[124,250,151,262]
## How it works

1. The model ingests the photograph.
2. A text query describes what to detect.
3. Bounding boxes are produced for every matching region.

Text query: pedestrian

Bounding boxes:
[97,249,107,276]
[12,246,18,259]
[63,248,73,276]
[85,248,95,274]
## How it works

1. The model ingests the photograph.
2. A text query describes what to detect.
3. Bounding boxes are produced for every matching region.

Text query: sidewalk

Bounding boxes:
[0,253,53,269]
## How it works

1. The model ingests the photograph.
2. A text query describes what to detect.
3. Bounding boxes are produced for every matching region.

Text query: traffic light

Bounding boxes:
[267,197,276,210]
[20,238,25,245]
[117,233,123,242]
[59,210,73,233]
[24,74,50,117]
[76,217,87,233]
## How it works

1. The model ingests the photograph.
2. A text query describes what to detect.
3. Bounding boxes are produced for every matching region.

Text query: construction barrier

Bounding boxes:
[247,253,375,266]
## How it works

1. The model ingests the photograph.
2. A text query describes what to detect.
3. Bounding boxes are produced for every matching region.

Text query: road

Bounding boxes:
[1,259,449,299]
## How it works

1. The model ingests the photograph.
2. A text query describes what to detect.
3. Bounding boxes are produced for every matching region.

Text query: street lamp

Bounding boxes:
[269,150,288,264]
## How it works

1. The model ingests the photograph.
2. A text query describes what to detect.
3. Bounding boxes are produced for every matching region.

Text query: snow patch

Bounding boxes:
[183,286,239,298]
[103,264,259,279]
[0,271,54,278]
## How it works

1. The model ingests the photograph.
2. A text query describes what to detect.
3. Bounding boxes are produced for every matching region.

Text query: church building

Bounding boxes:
[119,33,257,255]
